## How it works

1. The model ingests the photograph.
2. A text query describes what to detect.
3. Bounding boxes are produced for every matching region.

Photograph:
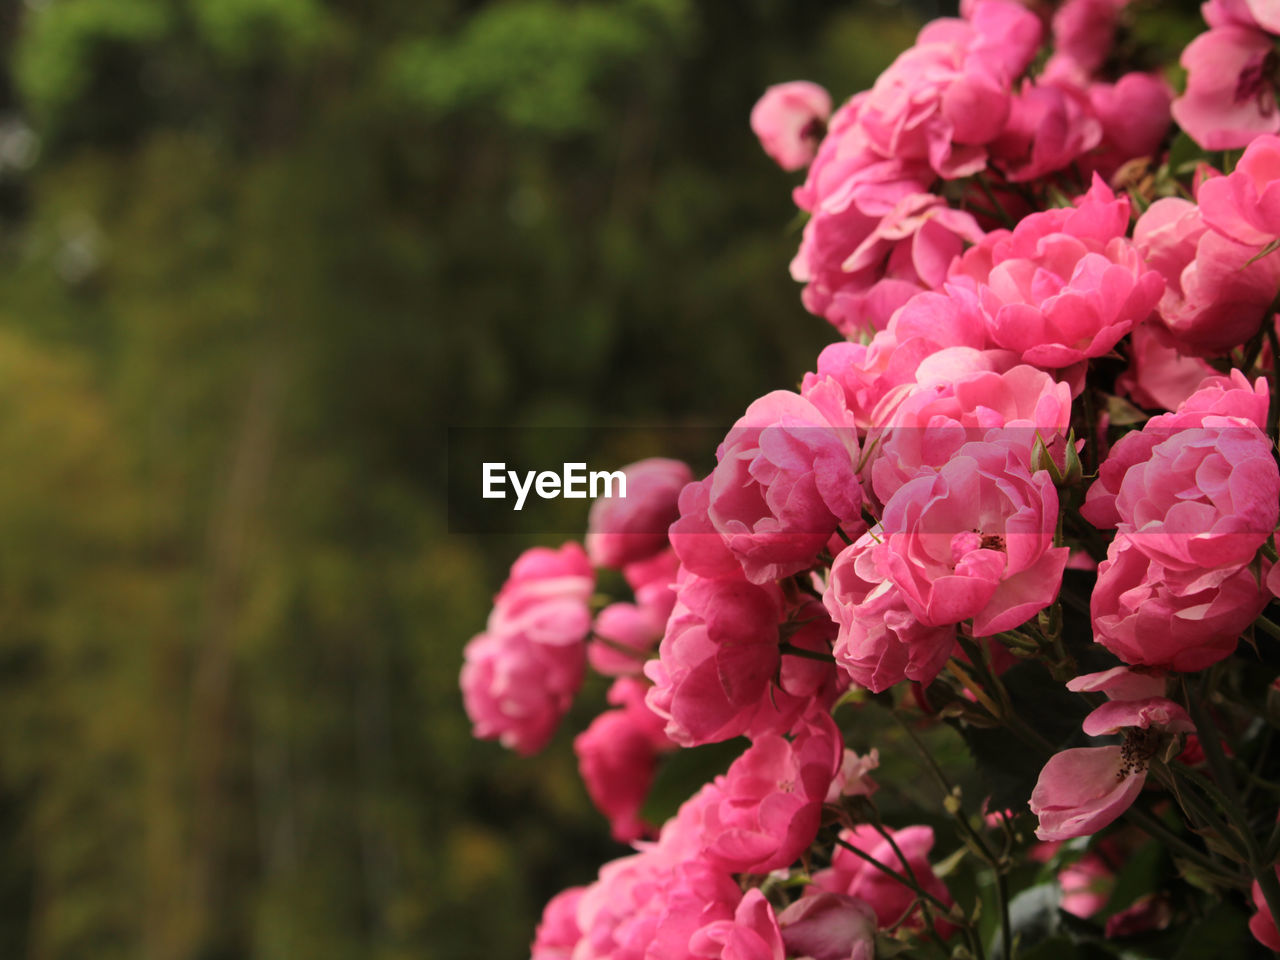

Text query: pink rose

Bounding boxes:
[1085,73,1174,177]
[697,710,842,874]
[990,79,1102,182]
[811,824,954,932]
[1172,26,1280,150]
[708,386,862,584]
[951,177,1165,368]
[589,601,664,676]
[575,678,673,842]
[1110,418,1279,573]
[689,889,786,960]
[1115,325,1215,412]
[532,887,585,960]
[1031,696,1191,840]
[826,747,880,802]
[857,1,1043,178]
[1250,870,1280,951]
[1246,0,1280,32]
[873,440,1068,637]
[751,81,832,172]
[459,543,594,754]
[1029,745,1147,840]
[1082,370,1270,528]
[777,893,877,960]
[586,458,693,569]
[1132,196,1280,357]
[670,477,745,580]
[1199,133,1280,246]
[869,362,1072,502]
[825,533,958,692]
[1044,0,1128,83]
[1058,853,1114,918]
[1090,534,1269,671]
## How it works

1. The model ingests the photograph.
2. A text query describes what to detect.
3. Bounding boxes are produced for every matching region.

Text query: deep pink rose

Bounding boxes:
[1085,73,1174,177]
[990,79,1102,182]
[952,177,1164,368]
[874,440,1068,637]
[670,477,746,580]
[575,679,674,842]
[707,386,862,584]
[825,533,958,692]
[1199,133,1280,246]
[1090,534,1269,671]
[587,458,693,569]
[697,710,842,874]
[751,81,832,172]
[777,893,877,960]
[460,543,593,754]
[811,824,954,933]
[1029,746,1146,840]
[1115,325,1215,412]
[643,567,785,746]
[1132,196,1280,357]
[1172,26,1280,149]
[532,887,585,960]
[689,889,785,960]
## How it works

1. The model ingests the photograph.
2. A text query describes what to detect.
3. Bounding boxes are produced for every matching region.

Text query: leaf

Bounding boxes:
[1106,395,1150,427]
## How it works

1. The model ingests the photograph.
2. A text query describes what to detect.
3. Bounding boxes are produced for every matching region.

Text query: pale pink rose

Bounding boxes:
[708,386,862,584]
[575,679,673,842]
[1172,26,1280,150]
[856,0,1043,178]
[460,543,593,754]
[869,363,1072,502]
[826,747,880,803]
[951,177,1164,368]
[874,440,1068,637]
[1085,73,1174,176]
[1081,370,1269,528]
[1029,746,1146,840]
[697,711,842,874]
[751,81,832,172]
[1058,853,1114,918]
[643,567,785,746]
[689,889,786,960]
[1090,534,1269,671]
[824,533,958,692]
[990,79,1102,182]
[532,887,585,960]
[1250,870,1280,951]
[586,458,692,569]
[1043,0,1128,82]
[1246,0,1280,31]
[1204,0,1266,28]
[1066,666,1167,701]
[811,824,954,933]
[1199,133,1280,246]
[777,893,877,960]
[1132,196,1280,357]
[1115,325,1215,412]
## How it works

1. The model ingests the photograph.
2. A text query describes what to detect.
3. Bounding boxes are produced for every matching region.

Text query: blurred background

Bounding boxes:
[0,1,961,957]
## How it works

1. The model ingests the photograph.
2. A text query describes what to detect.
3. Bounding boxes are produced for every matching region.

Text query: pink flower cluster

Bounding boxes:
[465,4,1280,955]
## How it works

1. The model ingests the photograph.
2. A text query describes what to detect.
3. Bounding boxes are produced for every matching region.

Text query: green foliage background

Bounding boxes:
[0,1,936,956]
